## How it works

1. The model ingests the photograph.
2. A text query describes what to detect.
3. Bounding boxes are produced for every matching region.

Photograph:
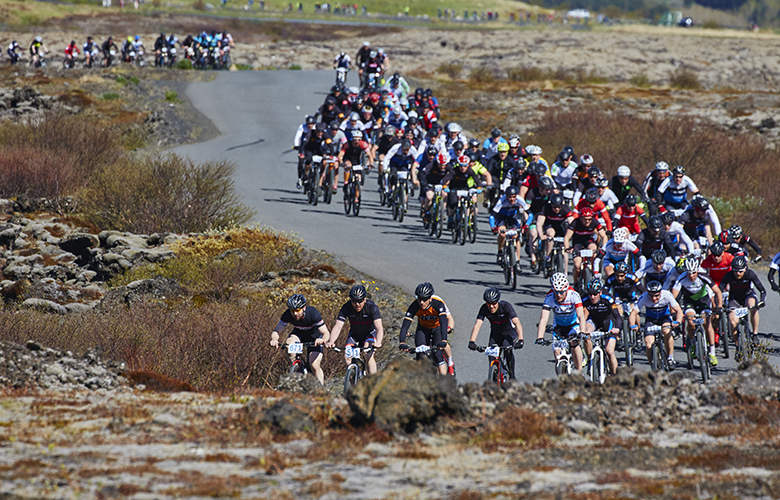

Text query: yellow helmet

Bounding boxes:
[497,142,510,152]
[127,36,133,43]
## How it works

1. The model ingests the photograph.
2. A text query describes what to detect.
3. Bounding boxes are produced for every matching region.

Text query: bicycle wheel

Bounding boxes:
[580,267,593,296]
[684,334,694,370]
[353,183,361,216]
[458,208,467,245]
[488,361,500,384]
[325,169,334,204]
[398,187,406,223]
[468,208,477,244]
[435,200,444,239]
[695,327,710,383]
[650,343,662,372]
[427,204,436,236]
[290,359,306,374]
[392,188,399,220]
[590,353,600,383]
[451,208,460,244]
[720,313,730,359]
[736,322,750,363]
[503,250,512,285]
[554,252,565,275]
[343,364,360,393]
[624,324,634,367]
[555,358,570,377]
[344,184,352,215]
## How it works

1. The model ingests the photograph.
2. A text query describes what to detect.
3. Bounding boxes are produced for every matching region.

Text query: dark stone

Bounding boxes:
[25,340,43,351]
[258,400,317,434]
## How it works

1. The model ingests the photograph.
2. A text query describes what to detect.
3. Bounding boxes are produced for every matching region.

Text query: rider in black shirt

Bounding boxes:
[468,287,524,379]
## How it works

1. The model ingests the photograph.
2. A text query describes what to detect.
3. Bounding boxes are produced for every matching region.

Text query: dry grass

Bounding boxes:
[669,66,702,90]
[393,443,436,459]
[477,407,563,451]
[163,471,258,497]
[677,448,780,471]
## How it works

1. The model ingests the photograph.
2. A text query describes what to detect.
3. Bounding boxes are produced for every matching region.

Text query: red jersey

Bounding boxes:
[615,205,645,234]
[65,44,79,56]
[573,199,613,231]
[701,253,734,287]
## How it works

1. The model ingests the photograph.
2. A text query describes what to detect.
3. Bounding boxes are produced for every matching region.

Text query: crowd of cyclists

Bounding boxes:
[288,43,778,384]
[4,30,235,69]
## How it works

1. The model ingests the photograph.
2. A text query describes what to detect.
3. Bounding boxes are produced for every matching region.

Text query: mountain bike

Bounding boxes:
[449,188,481,245]
[728,304,758,363]
[403,343,452,375]
[474,344,514,386]
[391,170,410,223]
[715,291,730,359]
[333,345,376,393]
[336,66,348,86]
[576,247,596,296]
[306,156,323,206]
[500,228,520,290]
[378,170,390,206]
[616,299,634,367]
[344,164,363,216]
[641,323,678,372]
[683,313,711,383]
[287,342,319,375]
[585,330,608,383]
[537,335,573,376]
[550,237,566,277]
[428,185,445,238]
[321,155,338,205]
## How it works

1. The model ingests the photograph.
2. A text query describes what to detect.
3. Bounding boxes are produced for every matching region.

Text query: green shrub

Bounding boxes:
[669,67,702,90]
[234,63,253,71]
[507,66,546,82]
[101,92,120,100]
[288,63,302,70]
[115,75,127,85]
[175,58,193,70]
[165,90,179,102]
[629,73,651,87]
[702,19,721,29]
[128,76,140,85]
[469,66,497,83]
[81,153,255,233]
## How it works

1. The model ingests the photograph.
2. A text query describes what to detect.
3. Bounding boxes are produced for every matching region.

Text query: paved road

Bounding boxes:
[176,69,780,384]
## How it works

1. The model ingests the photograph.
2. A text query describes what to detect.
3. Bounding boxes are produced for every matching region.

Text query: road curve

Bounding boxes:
[176,69,780,384]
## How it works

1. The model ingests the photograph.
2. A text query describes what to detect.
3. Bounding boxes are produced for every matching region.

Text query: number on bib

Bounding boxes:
[345,346,361,358]
[415,345,430,353]
[484,346,500,357]
[287,343,304,354]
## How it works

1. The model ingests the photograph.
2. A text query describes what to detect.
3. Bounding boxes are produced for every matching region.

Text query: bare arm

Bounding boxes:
[537,309,550,340]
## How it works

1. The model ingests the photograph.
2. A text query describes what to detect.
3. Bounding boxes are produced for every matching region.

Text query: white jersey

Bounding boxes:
[334,53,351,68]
[550,161,577,188]
[636,290,679,322]
[706,205,722,235]
[382,142,420,170]
[293,123,308,148]
[636,258,675,282]
[602,239,638,261]
[666,220,694,253]
[542,288,582,327]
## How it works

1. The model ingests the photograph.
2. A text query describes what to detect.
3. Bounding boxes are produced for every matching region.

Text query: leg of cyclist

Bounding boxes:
[662,323,674,360]
[602,260,615,279]
[444,312,455,375]
[572,251,583,288]
[308,348,325,385]
[286,333,302,364]
[569,329,584,371]
[364,340,378,374]
[728,305,739,342]
[644,327,655,364]
[342,160,352,193]
[432,326,448,375]
[605,334,618,374]
[497,224,508,261]
[495,332,517,379]
[582,319,594,361]
[747,295,759,335]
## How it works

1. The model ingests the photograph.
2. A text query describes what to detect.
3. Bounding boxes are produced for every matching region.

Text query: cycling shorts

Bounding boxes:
[552,324,581,348]
[683,298,711,316]
[414,326,446,366]
[644,317,673,336]
[287,330,324,354]
[729,294,757,309]
[603,254,629,267]
[346,330,377,346]
[586,318,615,340]
[495,215,520,229]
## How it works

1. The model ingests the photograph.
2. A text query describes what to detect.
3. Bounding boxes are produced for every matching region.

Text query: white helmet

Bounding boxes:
[684,258,700,274]
[350,112,360,121]
[446,122,462,133]
[551,272,569,292]
[580,154,594,165]
[348,86,359,95]
[526,145,542,155]
[617,165,631,177]
[655,161,669,171]
[408,110,418,119]
[613,227,629,244]
[351,130,363,140]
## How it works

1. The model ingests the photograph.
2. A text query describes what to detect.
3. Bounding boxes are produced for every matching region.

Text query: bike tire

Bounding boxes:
[427,206,435,236]
[650,343,662,372]
[343,364,360,393]
[353,184,361,216]
[435,200,443,239]
[392,188,399,220]
[696,327,710,383]
[503,251,512,286]
[554,253,565,275]
[344,185,352,215]
[290,360,306,374]
[736,322,749,363]
[451,208,459,244]
[555,358,570,377]
[459,208,467,245]
[720,312,730,359]
[488,361,500,384]
[468,209,477,244]
[624,321,634,367]
[684,334,694,370]
[398,188,405,223]
[581,267,593,296]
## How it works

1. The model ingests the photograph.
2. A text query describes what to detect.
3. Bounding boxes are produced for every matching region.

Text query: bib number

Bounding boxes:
[345,346,361,358]
[485,346,500,357]
[287,343,304,354]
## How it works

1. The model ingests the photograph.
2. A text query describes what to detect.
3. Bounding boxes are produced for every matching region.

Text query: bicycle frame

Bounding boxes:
[585,330,608,383]
[476,344,513,385]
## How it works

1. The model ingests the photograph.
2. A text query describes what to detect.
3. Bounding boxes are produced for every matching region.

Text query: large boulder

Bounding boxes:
[347,358,467,432]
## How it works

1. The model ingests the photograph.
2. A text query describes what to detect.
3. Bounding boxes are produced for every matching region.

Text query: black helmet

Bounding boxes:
[425,88,433,97]
[646,280,663,294]
[625,194,637,207]
[585,278,603,295]
[550,193,565,207]
[539,176,555,190]
[315,122,327,132]
[330,85,340,93]
[563,145,574,157]
[559,149,572,160]
[415,282,434,300]
[732,255,748,271]
[491,128,501,138]
[531,162,547,176]
[305,115,316,125]
[415,87,424,95]
[401,139,412,150]
[585,188,598,204]
[349,284,367,301]
[325,96,337,105]
[467,151,480,162]
[651,250,667,265]
[408,116,419,126]
[505,185,519,196]
[329,120,340,131]
[586,166,600,177]
[729,224,743,241]
[468,138,480,148]
[692,195,709,210]
[710,241,725,256]
[453,140,464,151]
[483,286,501,303]
[614,261,629,274]
[648,215,663,230]
[426,146,437,156]
[672,165,685,175]
[287,294,307,310]
[661,212,675,225]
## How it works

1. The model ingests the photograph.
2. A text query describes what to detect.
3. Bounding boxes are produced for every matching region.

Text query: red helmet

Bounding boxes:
[436,152,448,165]
[580,207,595,218]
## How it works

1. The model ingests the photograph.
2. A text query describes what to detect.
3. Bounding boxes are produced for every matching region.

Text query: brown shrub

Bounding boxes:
[478,407,563,450]
[127,370,195,392]
[525,109,780,248]
[669,66,702,90]
[393,443,436,459]
[437,62,463,79]
[676,448,780,471]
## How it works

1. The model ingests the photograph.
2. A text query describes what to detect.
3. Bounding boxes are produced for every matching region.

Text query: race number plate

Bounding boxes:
[456,190,469,197]
[415,345,430,353]
[434,184,443,192]
[352,165,363,171]
[505,229,518,238]
[345,346,361,358]
[734,307,749,318]
[646,325,662,334]
[312,155,323,163]
[485,346,500,357]
[563,189,574,199]
[553,237,565,243]
[580,249,593,258]
[552,339,568,350]
[396,171,409,179]
[287,343,304,354]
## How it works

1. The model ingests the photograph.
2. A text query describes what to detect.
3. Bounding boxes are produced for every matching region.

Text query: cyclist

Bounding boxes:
[524,145,549,172]
[554,145,580,167]
[154,32,168,66]
[399,283,450,375]
[525,175,558,266]
[660,211,694,255]
[445,155,483,227]
[101,36,118,66]
[490,185,528,265]
[636,249,676,287]
[534,273,588,372]
[269,294,330,385]
[610,165,648,206]
[6,40,21,64]
[64,40,80,67]
[338,130,372,195]
[549,149,578,191]
[679,195,716,251]
[664,255,688,290]
[572,151,591,186]
[565,206,608,287]
[29,36,48,67]
[570,188,614,233]
[581,278,622,376]
[508,135,526,170]
[601,227,640,278]
[728,225,762,262]
[356,41,371,84]
[658,165,699,212]
[315,96,342,125]
[446,140,465,162]
[572,166,601,205]
[418,152,451,223]
[385,139,419,207]
[701,241,734,289]
[536,192,572,273]
[482,128,507,161]
[444,122,466,150]
[614,195,648,235]
[327,284,383,375]
[635,215,678,267]
[83,36,97,67]
[671,258,723,367]
[468,287,524,380]
[518,162,552,202]
[467,138,483,163]
[486,142,517,197]
[334,50,351,72]
[595,176,619,218]
[299,122,333,190]
[373,124,400,180]
[767,251,780,295]
[629,280,684,369]
[605,261,645,321]
[384,72,410,101]
[642,161,671,215]
[721,255,766,346]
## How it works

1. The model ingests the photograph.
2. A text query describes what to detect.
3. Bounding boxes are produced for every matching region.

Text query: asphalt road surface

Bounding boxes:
[176,69,780,384]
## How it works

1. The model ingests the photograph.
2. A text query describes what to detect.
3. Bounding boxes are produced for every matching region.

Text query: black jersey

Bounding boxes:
[605,274,645,303]
[337,299,381,336]
[570,217,602,244]
[583,294,623,329]
[476,301,517,337]
[720,269,766,303]
[279,306,325,334]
